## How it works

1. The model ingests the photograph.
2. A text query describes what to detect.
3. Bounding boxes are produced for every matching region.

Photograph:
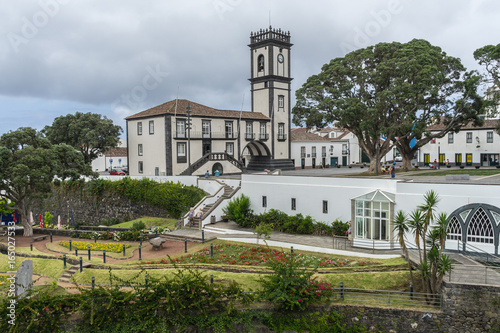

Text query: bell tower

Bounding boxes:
[249,26,293,160]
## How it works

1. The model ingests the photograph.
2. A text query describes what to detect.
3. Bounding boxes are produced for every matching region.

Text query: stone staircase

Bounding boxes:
[58,262,92,283]
[185,183,234,230]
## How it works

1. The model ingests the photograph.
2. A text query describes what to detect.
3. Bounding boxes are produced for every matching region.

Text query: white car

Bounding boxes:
[395,156,403,162]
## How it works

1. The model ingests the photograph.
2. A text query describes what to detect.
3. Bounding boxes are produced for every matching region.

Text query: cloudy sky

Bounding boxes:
[0,0,498,137]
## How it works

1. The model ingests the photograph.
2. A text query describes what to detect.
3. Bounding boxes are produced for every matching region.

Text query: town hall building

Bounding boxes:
[125,27,295,176]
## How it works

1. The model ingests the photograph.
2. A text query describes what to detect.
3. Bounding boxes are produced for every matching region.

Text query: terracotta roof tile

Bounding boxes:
[291,131,331,142]
[125,99,270,121]
[105,147,127,157]
[427,119,499,131]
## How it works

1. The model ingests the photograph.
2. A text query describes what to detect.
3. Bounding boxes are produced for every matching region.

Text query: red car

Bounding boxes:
[109,169,126,175]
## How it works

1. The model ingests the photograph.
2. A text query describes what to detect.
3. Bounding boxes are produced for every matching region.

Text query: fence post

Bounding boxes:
[79,257,83,273]
[123,244,126,256]
[184,238,187,253]
[103,250,106,263]
[485,266,488,285]
[139,246,142,260]
[388,291,391,305]
[50,232,53,243]
[69,240,72,251]
[291,246,293,256]
[210,274,213,284]
[94,233,97,243]
[202,230,205,244]
[145,274,148,287]
[92,276,95,290]
[88,246,91,260]
[210,243,213,257]
[140,235,142,247]
[75,248,78,257]
[30,242,33,251]
[63,254,67,269]
[410,282,413,300]
[340,281,344,301]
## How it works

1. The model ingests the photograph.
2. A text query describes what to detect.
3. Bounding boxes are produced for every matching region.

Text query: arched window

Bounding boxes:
[446,216,462,240]
[257,54,264,72]
[467,207,494,244]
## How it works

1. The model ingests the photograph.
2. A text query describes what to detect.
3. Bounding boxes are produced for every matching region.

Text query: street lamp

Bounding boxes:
[186,103,192,175]
[437,142,440,170]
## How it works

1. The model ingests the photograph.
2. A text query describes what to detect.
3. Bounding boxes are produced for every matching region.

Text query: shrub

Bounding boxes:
[222,194,253,226]
[258,253,334,311]
[131,220,146,232]
[313,221,333,236]
[331,219,349,236]
[44,211,54,226]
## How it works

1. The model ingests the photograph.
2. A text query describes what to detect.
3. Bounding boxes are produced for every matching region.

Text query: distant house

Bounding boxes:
[91,145,128,172]
[419,119,500,167]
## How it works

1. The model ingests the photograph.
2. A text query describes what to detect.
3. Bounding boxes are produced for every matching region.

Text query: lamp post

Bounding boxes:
[438,142,441,170]
[186,103,192,175]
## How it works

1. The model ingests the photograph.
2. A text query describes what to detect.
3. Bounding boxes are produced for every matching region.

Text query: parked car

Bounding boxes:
[121,167,129,175]
[109,169,126,175]
[395,156,403,162]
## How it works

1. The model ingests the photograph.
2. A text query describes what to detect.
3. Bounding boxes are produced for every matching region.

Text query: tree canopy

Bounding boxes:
[293,39,485,171]
[474,43,500,133]
[0,127,89,236]
[43,112,122,165]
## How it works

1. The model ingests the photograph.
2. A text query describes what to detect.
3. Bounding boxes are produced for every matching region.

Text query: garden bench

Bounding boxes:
[32,235,48,242]
[149,237,166,251]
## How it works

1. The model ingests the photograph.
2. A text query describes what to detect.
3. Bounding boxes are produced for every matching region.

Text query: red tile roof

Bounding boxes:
[125,99,270,121]
[427,119,499,131]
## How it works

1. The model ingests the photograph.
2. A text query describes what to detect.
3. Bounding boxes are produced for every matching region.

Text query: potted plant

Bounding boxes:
[221,214,229,222]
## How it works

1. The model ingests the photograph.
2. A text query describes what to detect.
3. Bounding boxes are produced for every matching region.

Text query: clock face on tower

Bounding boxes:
[277,54,284,63]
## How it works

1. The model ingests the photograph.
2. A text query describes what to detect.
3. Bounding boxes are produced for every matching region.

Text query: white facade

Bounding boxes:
[418,122,500,167]
[240,174,500,254]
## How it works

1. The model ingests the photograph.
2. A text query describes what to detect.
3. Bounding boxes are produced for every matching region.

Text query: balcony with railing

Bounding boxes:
[245,132,255,140]
[277,133,287,141]
[259,133,269,141]
[174,131,238,140]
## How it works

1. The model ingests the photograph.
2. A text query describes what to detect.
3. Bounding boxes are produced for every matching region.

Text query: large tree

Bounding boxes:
[293,39,485,171]
[0,127,88,236]
[474,43,500,133]
[43,112,122,164]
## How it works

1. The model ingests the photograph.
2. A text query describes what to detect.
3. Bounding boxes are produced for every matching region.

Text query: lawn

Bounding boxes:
[111,217,177,229]
[410,168,500,177]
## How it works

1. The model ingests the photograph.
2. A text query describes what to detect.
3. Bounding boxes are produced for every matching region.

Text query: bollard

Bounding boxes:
[75,248,78,257]
[202,230,205,244]
[210,274,213,284]
[210,243,213,258]
[410,282,413,300]
[92,276,95,290]
[88,246,91,260]
[50,232,53,243]
[63,254,67,269]
[69,240,72,251]
[30,242,33,251]
[103,250,106,263]
[156,229,158,237]
[145,274,148,287]
[184,238,187,253]
[123,244,126,256]
[340,281,344,301]
[291,246,293,255]
[139,246,142,261]
[94,234,97,243]
[79,257,83,273]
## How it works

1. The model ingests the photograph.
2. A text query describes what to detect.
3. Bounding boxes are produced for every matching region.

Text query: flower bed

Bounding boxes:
[142,243,370,267]
[58,240,131,253]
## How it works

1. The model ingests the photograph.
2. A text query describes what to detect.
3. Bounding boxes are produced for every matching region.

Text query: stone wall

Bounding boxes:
[32,186,171,226]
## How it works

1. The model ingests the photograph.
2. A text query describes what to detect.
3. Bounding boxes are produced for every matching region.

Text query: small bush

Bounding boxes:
[331,219,349,236]
[223,194,253,226]
[130,220,146,232]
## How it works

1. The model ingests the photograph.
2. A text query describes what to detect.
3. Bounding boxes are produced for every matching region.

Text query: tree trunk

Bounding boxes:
[17,202,33,237]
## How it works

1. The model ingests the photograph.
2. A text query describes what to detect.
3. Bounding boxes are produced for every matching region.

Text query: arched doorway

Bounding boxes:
[212,162,223,176]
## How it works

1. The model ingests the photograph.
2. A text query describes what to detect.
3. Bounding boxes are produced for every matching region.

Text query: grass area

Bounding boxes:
[409,168,500,177]
[111,217,177,229]
[0,255,67,280]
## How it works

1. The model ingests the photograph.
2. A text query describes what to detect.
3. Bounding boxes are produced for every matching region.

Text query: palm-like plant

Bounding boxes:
[392,210,414,286]
[418,190,440,263]
[408,209,425,264]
